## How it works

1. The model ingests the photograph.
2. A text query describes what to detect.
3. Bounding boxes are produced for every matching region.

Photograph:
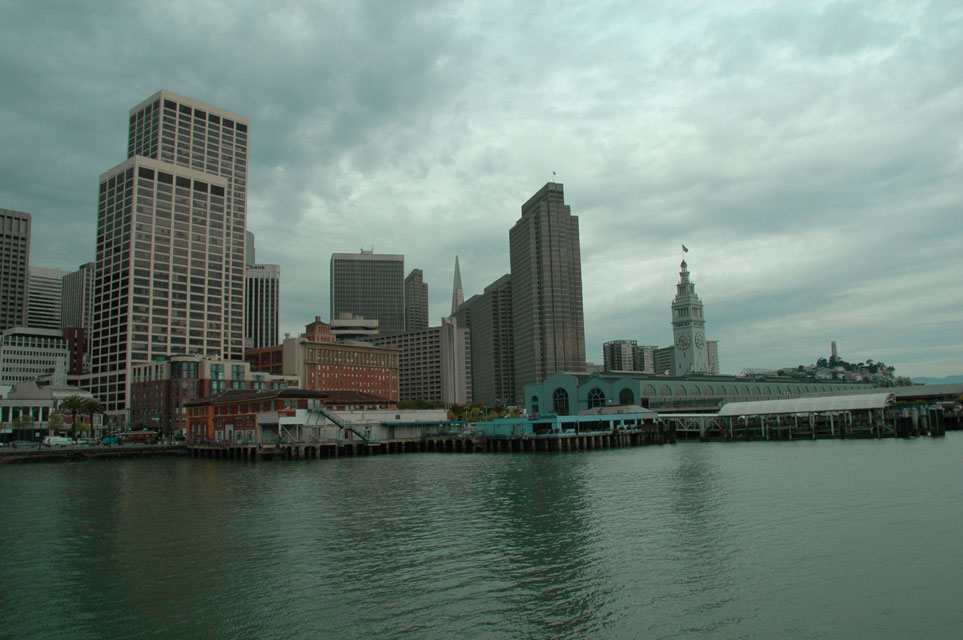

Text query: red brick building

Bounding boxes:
[245,317,399,402]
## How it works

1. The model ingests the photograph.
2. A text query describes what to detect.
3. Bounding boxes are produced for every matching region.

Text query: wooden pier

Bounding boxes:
[187,427,675,461]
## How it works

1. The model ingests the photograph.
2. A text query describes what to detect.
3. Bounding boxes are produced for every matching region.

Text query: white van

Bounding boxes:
[43,436,72,446]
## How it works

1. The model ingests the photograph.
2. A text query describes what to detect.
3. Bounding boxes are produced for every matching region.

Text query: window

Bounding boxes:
[553,388,569,415]
[587,387,605,409]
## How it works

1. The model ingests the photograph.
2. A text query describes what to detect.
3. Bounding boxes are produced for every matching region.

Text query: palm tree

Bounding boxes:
[81,399,104,440]
[59,395,87,442]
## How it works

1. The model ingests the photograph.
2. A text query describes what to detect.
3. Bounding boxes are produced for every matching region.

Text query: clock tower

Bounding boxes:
[671,260,709,375]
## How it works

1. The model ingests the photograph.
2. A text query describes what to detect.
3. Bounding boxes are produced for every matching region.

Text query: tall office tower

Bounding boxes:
[0,208,31,332]
[509,182,585,400]
[671,260,709,375]
[91,91,249,417]
[602,339,637,371]
[404,268,428,331]
[330,250,405,335]
[245,263,281,349]
[62,262,96,374]
[470,274,515,405]
[450,256,464,315]
[62,262,95,332]
[245,230,255,266]
[27,266,70,330]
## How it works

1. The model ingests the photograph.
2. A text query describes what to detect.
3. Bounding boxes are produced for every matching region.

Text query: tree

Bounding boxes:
[48,412,66,437]
[81,399,104,439]
[59,395,87,442]
[12,414,35,443]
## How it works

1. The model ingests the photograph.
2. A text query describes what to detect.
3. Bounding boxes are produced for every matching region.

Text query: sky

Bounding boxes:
[1,0,960,379]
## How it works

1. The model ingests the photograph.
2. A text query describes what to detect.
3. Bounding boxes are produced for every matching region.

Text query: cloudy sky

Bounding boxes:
[2,0,960,378]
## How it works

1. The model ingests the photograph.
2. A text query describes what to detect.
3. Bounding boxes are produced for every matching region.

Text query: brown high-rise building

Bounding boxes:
[0,208,31,332]
[509,182,585,401]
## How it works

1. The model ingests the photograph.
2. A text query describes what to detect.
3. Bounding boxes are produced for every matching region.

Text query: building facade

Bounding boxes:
[0,209,31,332]
[509,182,586,401]
[603,340,637,371]
[245,263,280,349]
[404,268,428,331]
[0,327,68,388]
[330,250,405,335]
[27,267,70,330]
[470,274,515,405]
[130,353,295,436]
[246,317,399,402]
[366,317,470,403]
[91,91,248,419]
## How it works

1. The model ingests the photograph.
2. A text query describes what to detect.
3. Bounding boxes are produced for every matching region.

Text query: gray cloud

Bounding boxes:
[1,0,959,377]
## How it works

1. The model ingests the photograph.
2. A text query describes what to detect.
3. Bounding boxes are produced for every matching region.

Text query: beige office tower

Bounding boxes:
[91,92,248,419]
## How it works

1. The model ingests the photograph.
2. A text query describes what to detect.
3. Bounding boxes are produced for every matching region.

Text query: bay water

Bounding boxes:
[2,435,961,639]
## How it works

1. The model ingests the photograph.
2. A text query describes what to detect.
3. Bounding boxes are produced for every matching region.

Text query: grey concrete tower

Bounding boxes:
[405,268,429,331]
[330,250,405,335]
[509,182,585,400]
[671,259,709,374]
[450,256,464,315]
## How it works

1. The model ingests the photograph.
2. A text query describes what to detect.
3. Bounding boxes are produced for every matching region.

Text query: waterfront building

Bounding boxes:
[509,182,586,401]
[0,209,31,332]
[27,267,70,330]
[0,380,99,434]
[0,327,68,388]
[246,317,399,401]
[404,268,428,331]
[129,353,295,436]
[525,371,870,415]
[366,317,470,403]
[672,260,711,375]
[451,256,464,315]
[469,274,515,405]
[91,91,249,419]
[245,263,280,349]
[330,250,405,335]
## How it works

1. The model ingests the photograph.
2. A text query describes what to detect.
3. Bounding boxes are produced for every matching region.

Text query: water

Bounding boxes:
[2,436,961,639]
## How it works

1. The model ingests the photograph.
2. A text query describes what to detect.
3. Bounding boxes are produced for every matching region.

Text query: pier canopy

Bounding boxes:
[718,393,893,417]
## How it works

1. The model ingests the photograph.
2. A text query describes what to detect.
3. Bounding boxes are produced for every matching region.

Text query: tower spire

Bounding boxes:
[451,256,464,315]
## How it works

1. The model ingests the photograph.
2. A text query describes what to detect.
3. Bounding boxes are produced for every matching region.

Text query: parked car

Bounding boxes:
[75,438,97,446]
[43,436,72,446]
[102,436,120,445]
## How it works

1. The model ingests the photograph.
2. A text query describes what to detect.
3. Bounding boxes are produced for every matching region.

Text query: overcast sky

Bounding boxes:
[2,1,960,378]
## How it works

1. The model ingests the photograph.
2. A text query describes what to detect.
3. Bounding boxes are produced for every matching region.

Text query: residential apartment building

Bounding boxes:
[330,250,405,335]
[91,91,248,419]
[366,317,470,403]
[509,182,586,400]
[0,209,31,332]
[603,340,637,372]
[469,274,515,405]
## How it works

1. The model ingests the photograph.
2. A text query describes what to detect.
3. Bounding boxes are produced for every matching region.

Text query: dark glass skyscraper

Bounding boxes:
[404,268,428,331]
[509,182,585,400]
[330,251,405,335]
[0,208,31,332]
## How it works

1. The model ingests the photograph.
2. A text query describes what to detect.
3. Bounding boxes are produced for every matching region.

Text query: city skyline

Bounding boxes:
[1,2,960,378]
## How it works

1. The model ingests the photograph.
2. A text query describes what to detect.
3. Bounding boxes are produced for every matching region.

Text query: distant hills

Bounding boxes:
[912,375,963,385]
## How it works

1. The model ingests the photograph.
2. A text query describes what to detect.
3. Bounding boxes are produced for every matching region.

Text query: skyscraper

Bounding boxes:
[470,274,515,405]
[404,268,428,331]
[0,208,31,332]
[91,91,248,417]
[330,251,405,335]
[602,340,637,371]
[244,232,280,349]
[450,256,464,315]
[509,182,585,400]
[245,264,280,349]
[27,266,70,330]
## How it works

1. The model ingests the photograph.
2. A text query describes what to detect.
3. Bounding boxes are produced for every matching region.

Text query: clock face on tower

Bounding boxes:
[695,333,705,348]
[676,334,691,350]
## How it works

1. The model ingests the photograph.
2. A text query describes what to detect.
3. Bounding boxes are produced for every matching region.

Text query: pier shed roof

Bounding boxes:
[718,393,893,417]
